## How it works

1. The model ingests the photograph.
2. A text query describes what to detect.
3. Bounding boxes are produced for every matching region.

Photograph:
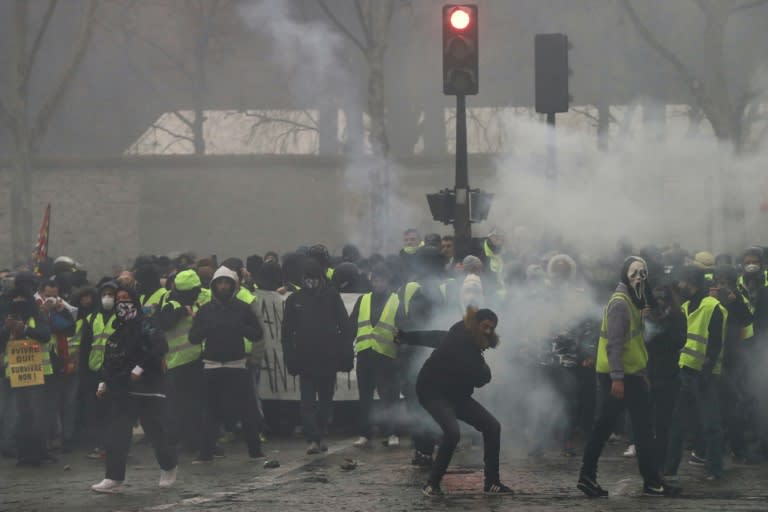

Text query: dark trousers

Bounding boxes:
[104,393,177,481]
[552,365,581,446]
[666,369,723,477]
[398,347,436,454]
[299,374,335,443]
[167,361,203,451]
[199,368,261,460]
[420,397,501,487]
[650,377,679,473]
[14,384,49,464]
[356,350,400,438]
[581,374,659,486]
[83,371,109,449]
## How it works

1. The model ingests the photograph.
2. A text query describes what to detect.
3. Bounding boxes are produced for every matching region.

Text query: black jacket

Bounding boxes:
[646,309,687,384]
[189,295,263,363]
[102,317,167,395]
[0,302,51,351]
[416,319,491,403]
[281,285,353,377]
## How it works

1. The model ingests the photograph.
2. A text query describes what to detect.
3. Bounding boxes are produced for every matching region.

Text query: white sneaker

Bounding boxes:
[352,436,369,447]
[91,478,124,494]
[158,466,177,488]
[386,435,400,447]
[623,444,636,457]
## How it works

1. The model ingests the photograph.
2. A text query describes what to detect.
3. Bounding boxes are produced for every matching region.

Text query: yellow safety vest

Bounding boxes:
[680,296,728,375]
[595,292,648,376]
[355,293,400,359]
[165,312,202,370]
[88,312,115,372]
[68,318,84,363]
[484,240,504,275]
[4,317,53,378]
[402,282,421,316]
[326,268,335,281]
[737,274,767,341]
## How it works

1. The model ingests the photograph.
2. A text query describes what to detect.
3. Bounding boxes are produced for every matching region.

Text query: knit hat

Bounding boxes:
[693,251,715,270]
[174,269,201,291]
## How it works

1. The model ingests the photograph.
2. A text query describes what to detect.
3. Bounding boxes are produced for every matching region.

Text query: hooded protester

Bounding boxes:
[189,266,264,463]
[280,252,305,294]
[349,264,402,449]
[416,308,513,496]
[135,263,168,314]
[342,244,362,265]
[665,266,726,481]
[255,261,283,291]
[221,257,256,304]
[281,259,353,454]
[578,256,680,498]
[331,262,369,293]
[0,285,53,466]
[91,287,177,493]
[79,280,119,460]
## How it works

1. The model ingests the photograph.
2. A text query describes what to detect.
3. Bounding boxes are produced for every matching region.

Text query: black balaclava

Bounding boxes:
[134,264,160,297]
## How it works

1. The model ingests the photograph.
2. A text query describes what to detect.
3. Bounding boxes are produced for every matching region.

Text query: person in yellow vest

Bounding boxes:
[1,285,53,466]
[80,280,118,460]
[400,228,425,277]
[308,244,335,282]
[578,257,680,498]
[349,264,402,448]
[135,263,169,316]
[479,227,506,302]
[665,266,726,481]
[161,270,205,453]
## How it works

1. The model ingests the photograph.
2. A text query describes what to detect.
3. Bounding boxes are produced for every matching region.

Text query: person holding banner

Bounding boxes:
[1,283,53,467]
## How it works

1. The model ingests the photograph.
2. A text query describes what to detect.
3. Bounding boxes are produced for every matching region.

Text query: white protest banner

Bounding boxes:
[254,290,361,401]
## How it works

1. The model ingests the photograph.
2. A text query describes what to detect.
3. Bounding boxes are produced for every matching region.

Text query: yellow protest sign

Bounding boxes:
[7,340,45,388]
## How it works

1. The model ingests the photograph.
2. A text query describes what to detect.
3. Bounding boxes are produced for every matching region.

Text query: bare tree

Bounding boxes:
[0,0,98,264]
[317,0,399,252]
[619,0,768,152]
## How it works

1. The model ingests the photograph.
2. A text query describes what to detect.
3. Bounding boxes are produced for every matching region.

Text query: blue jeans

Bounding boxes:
[666,369,723,477]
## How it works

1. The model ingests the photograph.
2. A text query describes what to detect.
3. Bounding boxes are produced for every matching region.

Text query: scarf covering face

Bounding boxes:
[116,301,139,322]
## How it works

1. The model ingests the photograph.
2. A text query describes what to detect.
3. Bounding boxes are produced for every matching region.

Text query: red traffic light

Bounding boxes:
[449,8,471,30]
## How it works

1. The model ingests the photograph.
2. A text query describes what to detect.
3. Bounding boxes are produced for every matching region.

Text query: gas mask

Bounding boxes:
[627,260,648,302]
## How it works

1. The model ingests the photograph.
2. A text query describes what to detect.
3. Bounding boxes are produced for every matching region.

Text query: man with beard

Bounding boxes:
[417,308,513,497]
[578,257,680,498]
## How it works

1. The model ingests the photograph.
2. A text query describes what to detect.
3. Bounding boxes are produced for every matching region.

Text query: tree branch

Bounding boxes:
[729,0,768,15]
[150,123,195,143]
[316,0,367,55]
[25,0,58,89]
[619,0,709,106]
[354,0,373,48]
[33,0,98,148]
[172,110,195,128]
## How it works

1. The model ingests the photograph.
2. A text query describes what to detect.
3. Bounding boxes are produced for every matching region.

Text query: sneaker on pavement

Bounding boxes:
[353,436,369,447]
[422,483,444,497]
[384,435,400,447]
[191,457,213,465]
[87,448,105,460]
[643,482,682,497]
[688,452,707,466]
[608,433,622,443]
[307,442,322,455]
[484,481,514,494]
[577,473,609,498]
[91,479,124,494]
[623,444,637,457]
[159,467,177,488]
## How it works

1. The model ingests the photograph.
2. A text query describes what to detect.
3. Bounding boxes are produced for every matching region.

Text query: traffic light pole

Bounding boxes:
[546,112,557,181]
[454,94,471,242]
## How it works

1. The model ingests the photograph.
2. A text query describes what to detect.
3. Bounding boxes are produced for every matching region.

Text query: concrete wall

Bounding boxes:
[0,156,499,277]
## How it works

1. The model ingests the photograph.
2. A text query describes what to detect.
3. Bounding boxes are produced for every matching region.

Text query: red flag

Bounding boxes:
[31,203,51,276]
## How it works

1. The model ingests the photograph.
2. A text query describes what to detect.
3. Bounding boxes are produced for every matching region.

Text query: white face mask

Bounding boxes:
[745,264,761,274]
[101,296,115,311]
[627,260,648,301]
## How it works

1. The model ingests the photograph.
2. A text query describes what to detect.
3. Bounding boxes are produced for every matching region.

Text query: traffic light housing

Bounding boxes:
[443,5,478,95]
[535,33,571,113]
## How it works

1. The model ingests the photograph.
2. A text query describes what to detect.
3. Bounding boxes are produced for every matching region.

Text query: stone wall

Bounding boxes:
[0,156,498,277]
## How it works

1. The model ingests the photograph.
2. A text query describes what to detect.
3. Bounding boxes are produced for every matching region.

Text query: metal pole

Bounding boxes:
[454,94,471,242]
[546,112,557,181]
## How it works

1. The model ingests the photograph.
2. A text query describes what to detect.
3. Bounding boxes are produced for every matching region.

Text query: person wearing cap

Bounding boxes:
[415,307,513,496]
[162,270,205,453]
[189,266,264,463]
[578,257,680,498]
[91,287,177,493]
[692,251,716,282]
[281,259,353,454]
[665,266,727,481]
